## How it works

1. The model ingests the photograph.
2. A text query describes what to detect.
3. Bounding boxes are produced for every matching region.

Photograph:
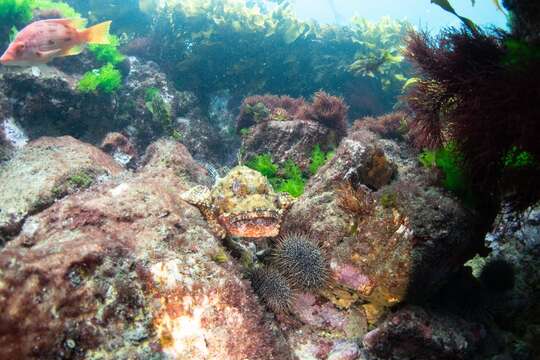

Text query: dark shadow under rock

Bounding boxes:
[363,306,485,360]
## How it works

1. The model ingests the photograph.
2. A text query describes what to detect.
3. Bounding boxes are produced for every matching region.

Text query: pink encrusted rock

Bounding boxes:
[282,126,481,309]
[0,138,290,359]
[285,292,367,360]
[0,136,124,243]
[100,132,138,167]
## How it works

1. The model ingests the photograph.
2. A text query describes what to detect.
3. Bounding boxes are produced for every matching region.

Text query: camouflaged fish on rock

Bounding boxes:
[181,165,294,238]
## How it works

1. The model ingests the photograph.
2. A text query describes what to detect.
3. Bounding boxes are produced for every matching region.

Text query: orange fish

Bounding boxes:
[0,19,111,66]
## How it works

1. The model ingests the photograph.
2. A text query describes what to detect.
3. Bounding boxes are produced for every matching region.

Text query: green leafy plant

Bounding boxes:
[309,145,334,175]
[0,0,32,24]
[503,146,537,169]
[278,160,305,198]
[430,0,478,32]
[88,35,125,65]
[144,87,175,135]
[379,190,398,209]
[77,63,122,94]
[239,128,251,137]
[503,39,540,70]
[145,87,160,103]
[246,154,306,197]
[429,0,506,33]
[246,154,278,178]
[1,0,82,46]
[0,0,32,46]
[67,171,94,189]
[419,143,472,201]
[171,129,183,142]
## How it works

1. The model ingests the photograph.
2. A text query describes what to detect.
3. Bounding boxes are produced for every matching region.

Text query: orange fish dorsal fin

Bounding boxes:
[45,18,88,29]
[82,21,112,45]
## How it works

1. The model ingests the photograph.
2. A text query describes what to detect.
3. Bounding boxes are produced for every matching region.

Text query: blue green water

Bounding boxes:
[293,0,507,30]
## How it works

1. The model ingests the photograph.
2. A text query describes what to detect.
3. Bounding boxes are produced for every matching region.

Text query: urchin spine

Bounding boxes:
[272,232,328,291]
[250,266,294,313]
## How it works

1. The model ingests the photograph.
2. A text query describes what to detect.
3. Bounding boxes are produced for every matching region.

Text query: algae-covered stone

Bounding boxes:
[0,138,290,359]
[282,126,480,312]
[0,136,123,244]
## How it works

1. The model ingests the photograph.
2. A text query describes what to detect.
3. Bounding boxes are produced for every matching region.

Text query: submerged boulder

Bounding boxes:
[238,93,348,171]
[0,123,15,164]
[100,132,138,168]
[0,65,117,145]
[282,125,481,314]
[241,120,336,171]
[0,138,290,359]
[0,136,123,245]
[482,200,540,357]
[285,292,368,360]
[0,56,229,166]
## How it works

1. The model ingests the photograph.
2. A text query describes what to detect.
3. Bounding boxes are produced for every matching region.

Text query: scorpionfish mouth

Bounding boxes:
[219,210,281,238]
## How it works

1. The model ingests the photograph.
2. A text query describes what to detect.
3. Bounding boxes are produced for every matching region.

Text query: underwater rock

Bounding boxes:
[50,50,102,76]
[176,116,233,167]
[483,200,540,357]
[345,180,481,307]
[1,117,29,150]
[351,112,418,182]
[281,127,396,253]
[286,292,368,360]
[0,57,218,163]
[282,126,480,311]
[0,65,118,144]
[362,306,485,360]
[0,123,15,164]
[238,93,349,171]
[139,138,212,188]
[0,138,290,359]
[242,120,337,171]
[117,57,183,151]
[100,132,138,168]
[118,56,230,165]
[0,136,123,245]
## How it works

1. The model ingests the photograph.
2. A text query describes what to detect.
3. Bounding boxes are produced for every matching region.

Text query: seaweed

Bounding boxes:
[236,92,348,137]
[246,155,306,197]
[309,145,334,175]
[31,0,81,20]
[502,146,537,169]
[144,87,177,138]
[245,154,278,178]
[77,63,122,94]
[88,35,125,66]
[404,28,540,207]
[0,0,32,46]
[299,92,349,137]
[419,144,474,205]
[278,160,305,198]
[145,0,412,117]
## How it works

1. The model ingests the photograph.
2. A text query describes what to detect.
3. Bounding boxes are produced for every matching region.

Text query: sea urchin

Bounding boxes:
[272,232,328,291]
[250,266,294,313]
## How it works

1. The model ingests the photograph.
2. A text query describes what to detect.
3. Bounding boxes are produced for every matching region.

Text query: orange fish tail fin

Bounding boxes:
[82,21,112,44]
